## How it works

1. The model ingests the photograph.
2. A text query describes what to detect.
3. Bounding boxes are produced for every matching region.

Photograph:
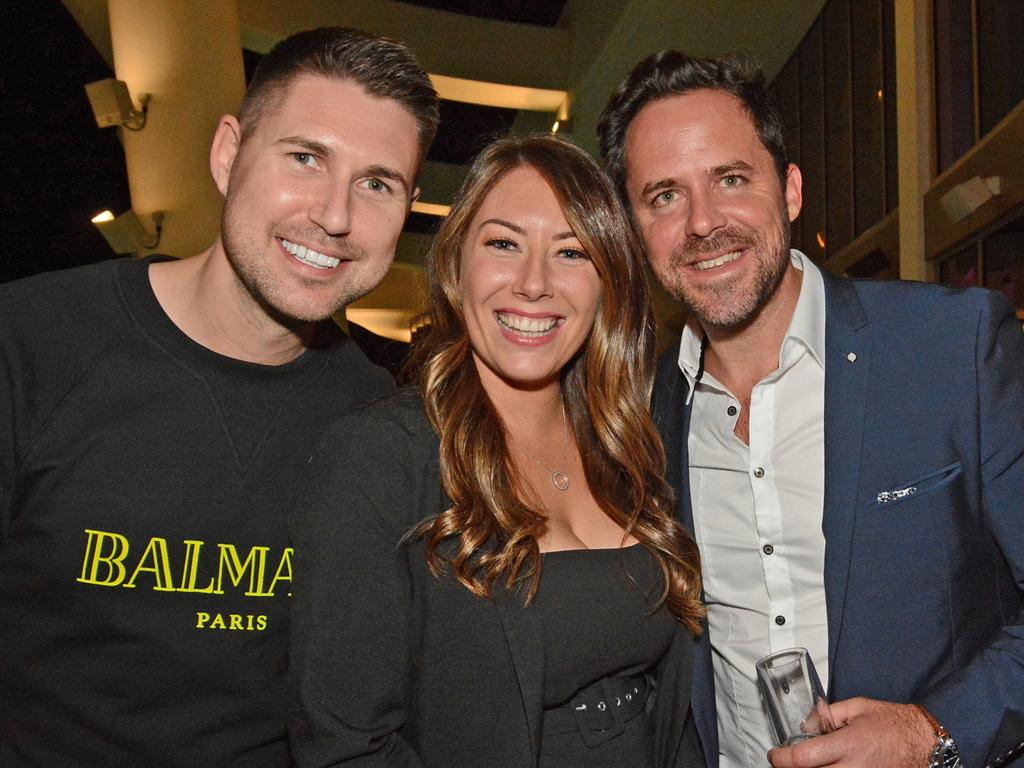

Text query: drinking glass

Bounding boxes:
[755,647,836,746]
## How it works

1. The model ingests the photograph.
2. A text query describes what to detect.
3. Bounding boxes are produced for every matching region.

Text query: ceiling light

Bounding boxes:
[411,201,450,217]
[429,73,567,113]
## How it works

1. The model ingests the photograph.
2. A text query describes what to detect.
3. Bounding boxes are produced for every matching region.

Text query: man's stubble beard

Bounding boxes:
[220,199,379,325]
[660,216,791,332]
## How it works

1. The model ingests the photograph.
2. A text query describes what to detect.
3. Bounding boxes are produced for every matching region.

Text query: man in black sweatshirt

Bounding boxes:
[0,26,437,766]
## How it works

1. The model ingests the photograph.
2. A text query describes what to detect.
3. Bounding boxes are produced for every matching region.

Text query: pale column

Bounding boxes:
[894,0,936,281]
[108,1,246,259]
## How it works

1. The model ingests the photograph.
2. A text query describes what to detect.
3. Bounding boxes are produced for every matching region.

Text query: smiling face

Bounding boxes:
[459,165,602,393]
[212,74,421,323]
[624,88,803,330]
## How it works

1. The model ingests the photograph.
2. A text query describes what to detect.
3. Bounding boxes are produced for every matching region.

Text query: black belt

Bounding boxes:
[542,675,649,748]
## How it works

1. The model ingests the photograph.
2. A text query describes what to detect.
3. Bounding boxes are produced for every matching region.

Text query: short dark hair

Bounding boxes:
[238,27,439,167]
[597,50,788,200]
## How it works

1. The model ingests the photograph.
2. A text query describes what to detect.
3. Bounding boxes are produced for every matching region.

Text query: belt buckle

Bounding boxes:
[570,678,627,748]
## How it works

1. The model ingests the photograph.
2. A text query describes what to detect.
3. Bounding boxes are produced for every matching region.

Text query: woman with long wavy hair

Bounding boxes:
[290,135,704,768]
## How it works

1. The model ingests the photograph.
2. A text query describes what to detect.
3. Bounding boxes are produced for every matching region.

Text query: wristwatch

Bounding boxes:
[912,704,963,768]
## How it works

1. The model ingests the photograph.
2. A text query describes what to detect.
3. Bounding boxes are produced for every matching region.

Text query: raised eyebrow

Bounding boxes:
[276,137,333,158]
[364,165,411,193]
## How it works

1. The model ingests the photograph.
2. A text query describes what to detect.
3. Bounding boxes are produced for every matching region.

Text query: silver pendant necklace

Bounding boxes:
[523,404,570,492]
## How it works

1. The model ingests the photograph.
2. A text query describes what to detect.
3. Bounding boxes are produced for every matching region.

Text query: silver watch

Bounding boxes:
[914,704,963,768]
[928,731,963,768]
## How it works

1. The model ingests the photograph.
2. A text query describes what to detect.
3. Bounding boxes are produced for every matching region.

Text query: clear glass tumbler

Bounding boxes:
[755,647,836,746]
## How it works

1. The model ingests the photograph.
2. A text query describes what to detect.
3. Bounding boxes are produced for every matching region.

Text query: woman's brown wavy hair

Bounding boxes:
[406,134,703,633]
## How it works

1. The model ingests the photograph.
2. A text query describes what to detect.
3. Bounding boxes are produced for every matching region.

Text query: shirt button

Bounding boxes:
[762,544,774,555]
[753,467,765,478]
[775,615,786,626]
[727,405,737,416]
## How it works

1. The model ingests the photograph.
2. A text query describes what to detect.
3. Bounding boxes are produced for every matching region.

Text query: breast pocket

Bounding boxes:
[869,462,962,509]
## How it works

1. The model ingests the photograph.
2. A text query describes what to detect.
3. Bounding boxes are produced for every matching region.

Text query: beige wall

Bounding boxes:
[108,0,245,258]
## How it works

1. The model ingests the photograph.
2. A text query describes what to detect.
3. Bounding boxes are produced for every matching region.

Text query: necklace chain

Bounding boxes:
[523,404,570,492]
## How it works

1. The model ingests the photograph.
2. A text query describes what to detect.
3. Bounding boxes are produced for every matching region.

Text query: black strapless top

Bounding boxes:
[534,544,677,767]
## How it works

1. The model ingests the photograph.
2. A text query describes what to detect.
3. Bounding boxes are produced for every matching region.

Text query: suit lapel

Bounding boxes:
[493,582,544,766]
[820,273,871,693]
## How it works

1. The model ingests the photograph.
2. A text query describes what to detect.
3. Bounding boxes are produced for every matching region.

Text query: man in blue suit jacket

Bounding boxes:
[597,51,1024,768]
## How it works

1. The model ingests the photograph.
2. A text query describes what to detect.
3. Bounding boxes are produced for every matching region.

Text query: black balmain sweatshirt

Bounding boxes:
[0,257,392,767]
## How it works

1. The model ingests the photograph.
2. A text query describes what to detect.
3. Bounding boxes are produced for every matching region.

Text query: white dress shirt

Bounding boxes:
[678,251,829,768]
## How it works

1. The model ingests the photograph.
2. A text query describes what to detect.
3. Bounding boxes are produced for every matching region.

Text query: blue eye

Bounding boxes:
[558,248,589,262]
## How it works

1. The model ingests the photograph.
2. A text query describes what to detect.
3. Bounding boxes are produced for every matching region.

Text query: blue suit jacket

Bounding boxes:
[652,272,1024,768]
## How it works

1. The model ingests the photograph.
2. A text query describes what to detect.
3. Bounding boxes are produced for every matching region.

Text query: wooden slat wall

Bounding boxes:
[882,0,898,213]
[776,55,803,252]
[799,17,826,262]
[770,0,898,269]
[823,0,854,254]
[851,0,885,235]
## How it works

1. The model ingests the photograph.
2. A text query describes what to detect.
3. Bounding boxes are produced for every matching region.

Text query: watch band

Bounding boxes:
[912,704,964,768]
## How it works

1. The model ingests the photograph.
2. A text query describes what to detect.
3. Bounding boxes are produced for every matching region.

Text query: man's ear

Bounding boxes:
[409,186,421,210]
[784,163,803,223]
[209,115,243,197]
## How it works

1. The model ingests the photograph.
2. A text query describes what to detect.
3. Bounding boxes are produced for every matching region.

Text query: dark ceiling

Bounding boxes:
[394,0,567,27]
[1,0,131,284]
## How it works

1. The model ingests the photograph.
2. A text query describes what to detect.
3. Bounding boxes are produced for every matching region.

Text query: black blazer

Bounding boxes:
[652,273,1024,768]
[290,389,702,767]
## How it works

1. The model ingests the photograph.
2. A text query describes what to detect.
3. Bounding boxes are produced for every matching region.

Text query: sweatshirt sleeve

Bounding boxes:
[289,400,432,767]
[0,325,13,545]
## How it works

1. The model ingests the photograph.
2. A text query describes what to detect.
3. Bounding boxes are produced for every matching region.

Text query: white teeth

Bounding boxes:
[496,312,559,337]
[693,251,741,271]
[280,239,341,269]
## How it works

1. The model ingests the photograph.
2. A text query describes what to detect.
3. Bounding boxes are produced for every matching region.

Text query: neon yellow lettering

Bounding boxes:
[214,544,270,596]
[123,537,175,591]
[178,539,215,593]
[77,529,129,586]
[267,547,294,597]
